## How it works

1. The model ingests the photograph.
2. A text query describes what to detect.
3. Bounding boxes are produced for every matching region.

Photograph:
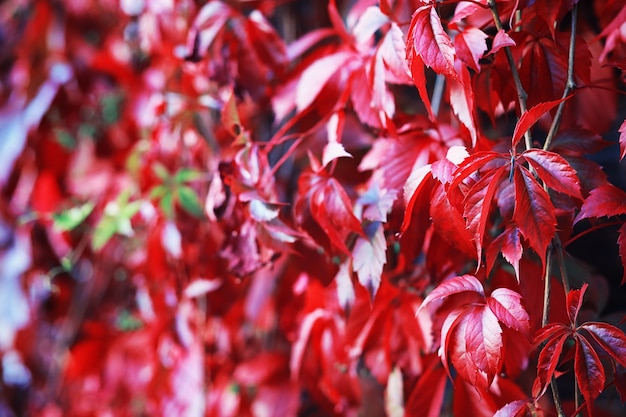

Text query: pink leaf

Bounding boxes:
[352,223,386,297]
[352,6,389,45]
[455,27,488,72]
[406,5,457,77]
[335,261,355,311]
[449,64,477,145]
[184,279,222,298]
[421,274,485,312]
[380,23,413,84]
[490,29,516,55]
[488,288,530,337]
[512,97,570,147]
[295,51,354,112]
[494,400,529,417]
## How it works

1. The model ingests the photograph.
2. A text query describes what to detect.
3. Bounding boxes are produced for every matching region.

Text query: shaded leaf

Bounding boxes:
[581,322,626,368]
[52,202,95,232]
[574,333,605,414]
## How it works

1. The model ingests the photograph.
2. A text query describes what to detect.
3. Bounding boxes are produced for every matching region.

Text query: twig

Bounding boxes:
[541,247,567,417]
[543,3,578,151]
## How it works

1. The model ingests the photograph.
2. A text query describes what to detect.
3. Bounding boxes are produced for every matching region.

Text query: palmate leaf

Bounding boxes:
[533,285,626,412]
[421,275,530,390]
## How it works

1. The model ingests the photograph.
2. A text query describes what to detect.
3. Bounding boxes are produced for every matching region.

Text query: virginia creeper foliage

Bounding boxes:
[1,0,626,416]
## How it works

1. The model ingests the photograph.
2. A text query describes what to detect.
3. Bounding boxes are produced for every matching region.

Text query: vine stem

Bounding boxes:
[542,247,567,417]
[543,3,578,151]
[487,0,531,150]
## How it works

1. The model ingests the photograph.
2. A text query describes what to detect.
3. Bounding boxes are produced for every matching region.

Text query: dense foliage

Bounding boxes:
[1,0,626,416]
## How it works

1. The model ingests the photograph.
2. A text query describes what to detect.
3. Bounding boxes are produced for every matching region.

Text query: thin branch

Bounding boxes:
[543,3,578,151]
[542,248,553,328]
[541,247,567,417]
[488,0,531,150]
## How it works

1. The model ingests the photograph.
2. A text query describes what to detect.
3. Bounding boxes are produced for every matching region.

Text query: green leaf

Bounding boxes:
[53,202,95,232]
[152,163,170,181]
[174,168,202,183]
[92,217,117,250]
[149,185,168,200]
[177,185,204,218]
[121,200,142,219]
[160,191,175,219]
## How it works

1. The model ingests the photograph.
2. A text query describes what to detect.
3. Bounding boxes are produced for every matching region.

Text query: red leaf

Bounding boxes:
[455,27,488,72]
[464,168,507,261]
[404,360,447,417]
[246,10,288,73]
[575,184,626,222]
[580,322,626,368]
[513,167,556,264]
[289,309,329,379]
[297,173,364,255]
[486,226,523,280]
[532,326,570,398]
[406,5,457,78]
[521,149,582,199]
[574,333,606,413]
[566,283,588,326]
[490,30,516,56]
[463,305,503,384]
[511,97,570,147]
